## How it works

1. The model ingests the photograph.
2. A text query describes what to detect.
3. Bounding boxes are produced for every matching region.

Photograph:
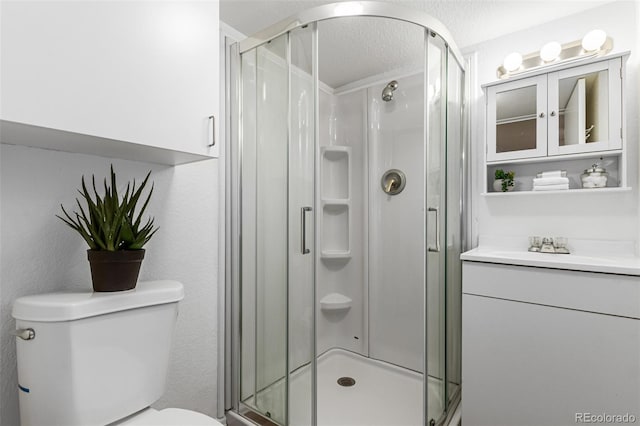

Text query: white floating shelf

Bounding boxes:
[482,187,631,196]
[321,250,351,259]
[0,120,214,166]
[320,293,352,311]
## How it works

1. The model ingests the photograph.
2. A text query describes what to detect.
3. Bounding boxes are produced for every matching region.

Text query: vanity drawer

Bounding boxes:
[462,261,640,318]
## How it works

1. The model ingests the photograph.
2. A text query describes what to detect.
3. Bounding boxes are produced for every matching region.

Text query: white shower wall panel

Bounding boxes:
[368,73,426,373]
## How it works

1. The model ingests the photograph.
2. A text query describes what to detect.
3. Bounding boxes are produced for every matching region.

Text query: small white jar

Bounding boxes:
[581,164,608,188]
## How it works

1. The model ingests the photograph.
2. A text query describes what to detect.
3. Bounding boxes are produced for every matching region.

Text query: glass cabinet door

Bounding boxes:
[486,74,547,162]
[547,58,622,156]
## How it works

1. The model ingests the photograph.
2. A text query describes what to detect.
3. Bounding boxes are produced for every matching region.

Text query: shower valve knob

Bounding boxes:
[381,169,406,195]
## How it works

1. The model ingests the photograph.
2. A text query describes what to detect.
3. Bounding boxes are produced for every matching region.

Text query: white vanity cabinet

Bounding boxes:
[462,260,640,426]
[0,1,219,164]
[486,53,626,163]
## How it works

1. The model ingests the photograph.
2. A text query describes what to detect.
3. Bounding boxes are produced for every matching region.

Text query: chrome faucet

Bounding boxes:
[540,237,555,253]
[529,236,570,254]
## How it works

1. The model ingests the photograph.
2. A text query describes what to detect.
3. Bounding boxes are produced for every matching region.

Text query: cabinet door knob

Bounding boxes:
[539,112,545,118]
[550,111,556,117]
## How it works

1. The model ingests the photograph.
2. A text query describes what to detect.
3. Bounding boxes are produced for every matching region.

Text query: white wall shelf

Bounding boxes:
[0,120,214,166]
[486,152,625,194]
[483,187,632,197]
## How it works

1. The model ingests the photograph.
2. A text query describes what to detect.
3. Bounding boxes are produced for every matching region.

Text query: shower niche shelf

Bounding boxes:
[321,146,351,200]
[320,293,352,311]
[320,146,351,260]
[321,203,350,259]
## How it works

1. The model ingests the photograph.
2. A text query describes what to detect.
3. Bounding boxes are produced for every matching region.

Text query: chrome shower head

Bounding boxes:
[381,80,398,102]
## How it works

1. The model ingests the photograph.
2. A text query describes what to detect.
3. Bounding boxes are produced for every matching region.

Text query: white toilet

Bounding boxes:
[12,280,222,426]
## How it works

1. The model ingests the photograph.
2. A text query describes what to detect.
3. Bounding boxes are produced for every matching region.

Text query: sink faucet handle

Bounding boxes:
[553,237,568,248]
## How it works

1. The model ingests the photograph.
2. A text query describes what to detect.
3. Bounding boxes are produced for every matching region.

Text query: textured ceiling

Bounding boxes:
[221,0,615,88]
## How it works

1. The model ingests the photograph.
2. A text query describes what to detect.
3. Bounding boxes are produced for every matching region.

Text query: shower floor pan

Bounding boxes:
[245,348,443,426]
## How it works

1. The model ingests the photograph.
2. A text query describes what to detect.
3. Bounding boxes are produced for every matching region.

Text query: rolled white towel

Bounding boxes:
[532,183,569,191]
[533,177,569,186]
[537,170,566,178]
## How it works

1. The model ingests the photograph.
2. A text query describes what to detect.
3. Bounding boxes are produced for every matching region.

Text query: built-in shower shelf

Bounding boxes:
[320,293,352,311]
[321,146,351,262]
[321,146,351,200]
[321,249,351,259]
[321,198,349,206]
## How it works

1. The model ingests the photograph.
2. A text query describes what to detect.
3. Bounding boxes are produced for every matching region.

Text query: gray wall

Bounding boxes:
[0,144,219,425]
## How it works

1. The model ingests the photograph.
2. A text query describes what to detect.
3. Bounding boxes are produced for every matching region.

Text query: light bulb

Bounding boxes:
[540,41,562,62]
[582,29,607,52]
[503,52,523,72]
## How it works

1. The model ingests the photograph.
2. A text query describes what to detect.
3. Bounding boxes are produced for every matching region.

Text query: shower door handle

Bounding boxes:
[208,115,215,147]
[428,207,440,253]
[301,207,312,254]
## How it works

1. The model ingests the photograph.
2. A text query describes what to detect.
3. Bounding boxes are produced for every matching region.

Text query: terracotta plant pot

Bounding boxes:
[87,249,145,292]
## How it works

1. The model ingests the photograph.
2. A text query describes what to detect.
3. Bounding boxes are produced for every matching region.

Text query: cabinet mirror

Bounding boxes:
[495,85,537,154]
[557,70,608,147]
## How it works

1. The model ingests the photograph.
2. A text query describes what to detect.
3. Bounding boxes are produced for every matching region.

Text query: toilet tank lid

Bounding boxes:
[12,280,184,322]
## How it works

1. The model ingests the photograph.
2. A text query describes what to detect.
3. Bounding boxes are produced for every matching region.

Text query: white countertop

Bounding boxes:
[462,236,640,276]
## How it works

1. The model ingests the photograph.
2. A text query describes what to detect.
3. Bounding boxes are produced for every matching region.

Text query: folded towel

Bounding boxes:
[533,183,569,191]
[533,177,569,186]
[537,170,566,178]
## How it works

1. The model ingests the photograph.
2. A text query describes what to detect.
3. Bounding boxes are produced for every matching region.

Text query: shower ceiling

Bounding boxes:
[221,0,616,88]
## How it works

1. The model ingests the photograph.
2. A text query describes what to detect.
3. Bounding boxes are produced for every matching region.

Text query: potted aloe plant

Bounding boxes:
[57,166,157,292]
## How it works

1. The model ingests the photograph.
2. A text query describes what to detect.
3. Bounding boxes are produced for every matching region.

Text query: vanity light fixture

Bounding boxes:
[582,29,607,52]
[540,41,562,62]
[503,52,523,72]
[497,30,612,79]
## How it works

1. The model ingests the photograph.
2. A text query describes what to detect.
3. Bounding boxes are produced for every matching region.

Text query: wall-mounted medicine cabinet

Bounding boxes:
[484,52,629,194]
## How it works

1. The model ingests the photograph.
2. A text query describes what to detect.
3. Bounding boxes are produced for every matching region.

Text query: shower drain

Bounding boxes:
[337,376,356,387]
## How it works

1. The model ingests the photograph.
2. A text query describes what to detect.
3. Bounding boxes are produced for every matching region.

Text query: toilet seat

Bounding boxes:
[114,407,222,426]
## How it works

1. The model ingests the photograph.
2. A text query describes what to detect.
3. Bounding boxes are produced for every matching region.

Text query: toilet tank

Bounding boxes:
[12,280,184,426]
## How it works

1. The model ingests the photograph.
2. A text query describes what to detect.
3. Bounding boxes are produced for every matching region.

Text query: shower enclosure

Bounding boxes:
[227,2,466,425]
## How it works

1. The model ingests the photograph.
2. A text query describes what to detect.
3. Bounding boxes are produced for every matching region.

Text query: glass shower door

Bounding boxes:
[239,28,316,426]
[240,33,289,424]
[425,31,448,425]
